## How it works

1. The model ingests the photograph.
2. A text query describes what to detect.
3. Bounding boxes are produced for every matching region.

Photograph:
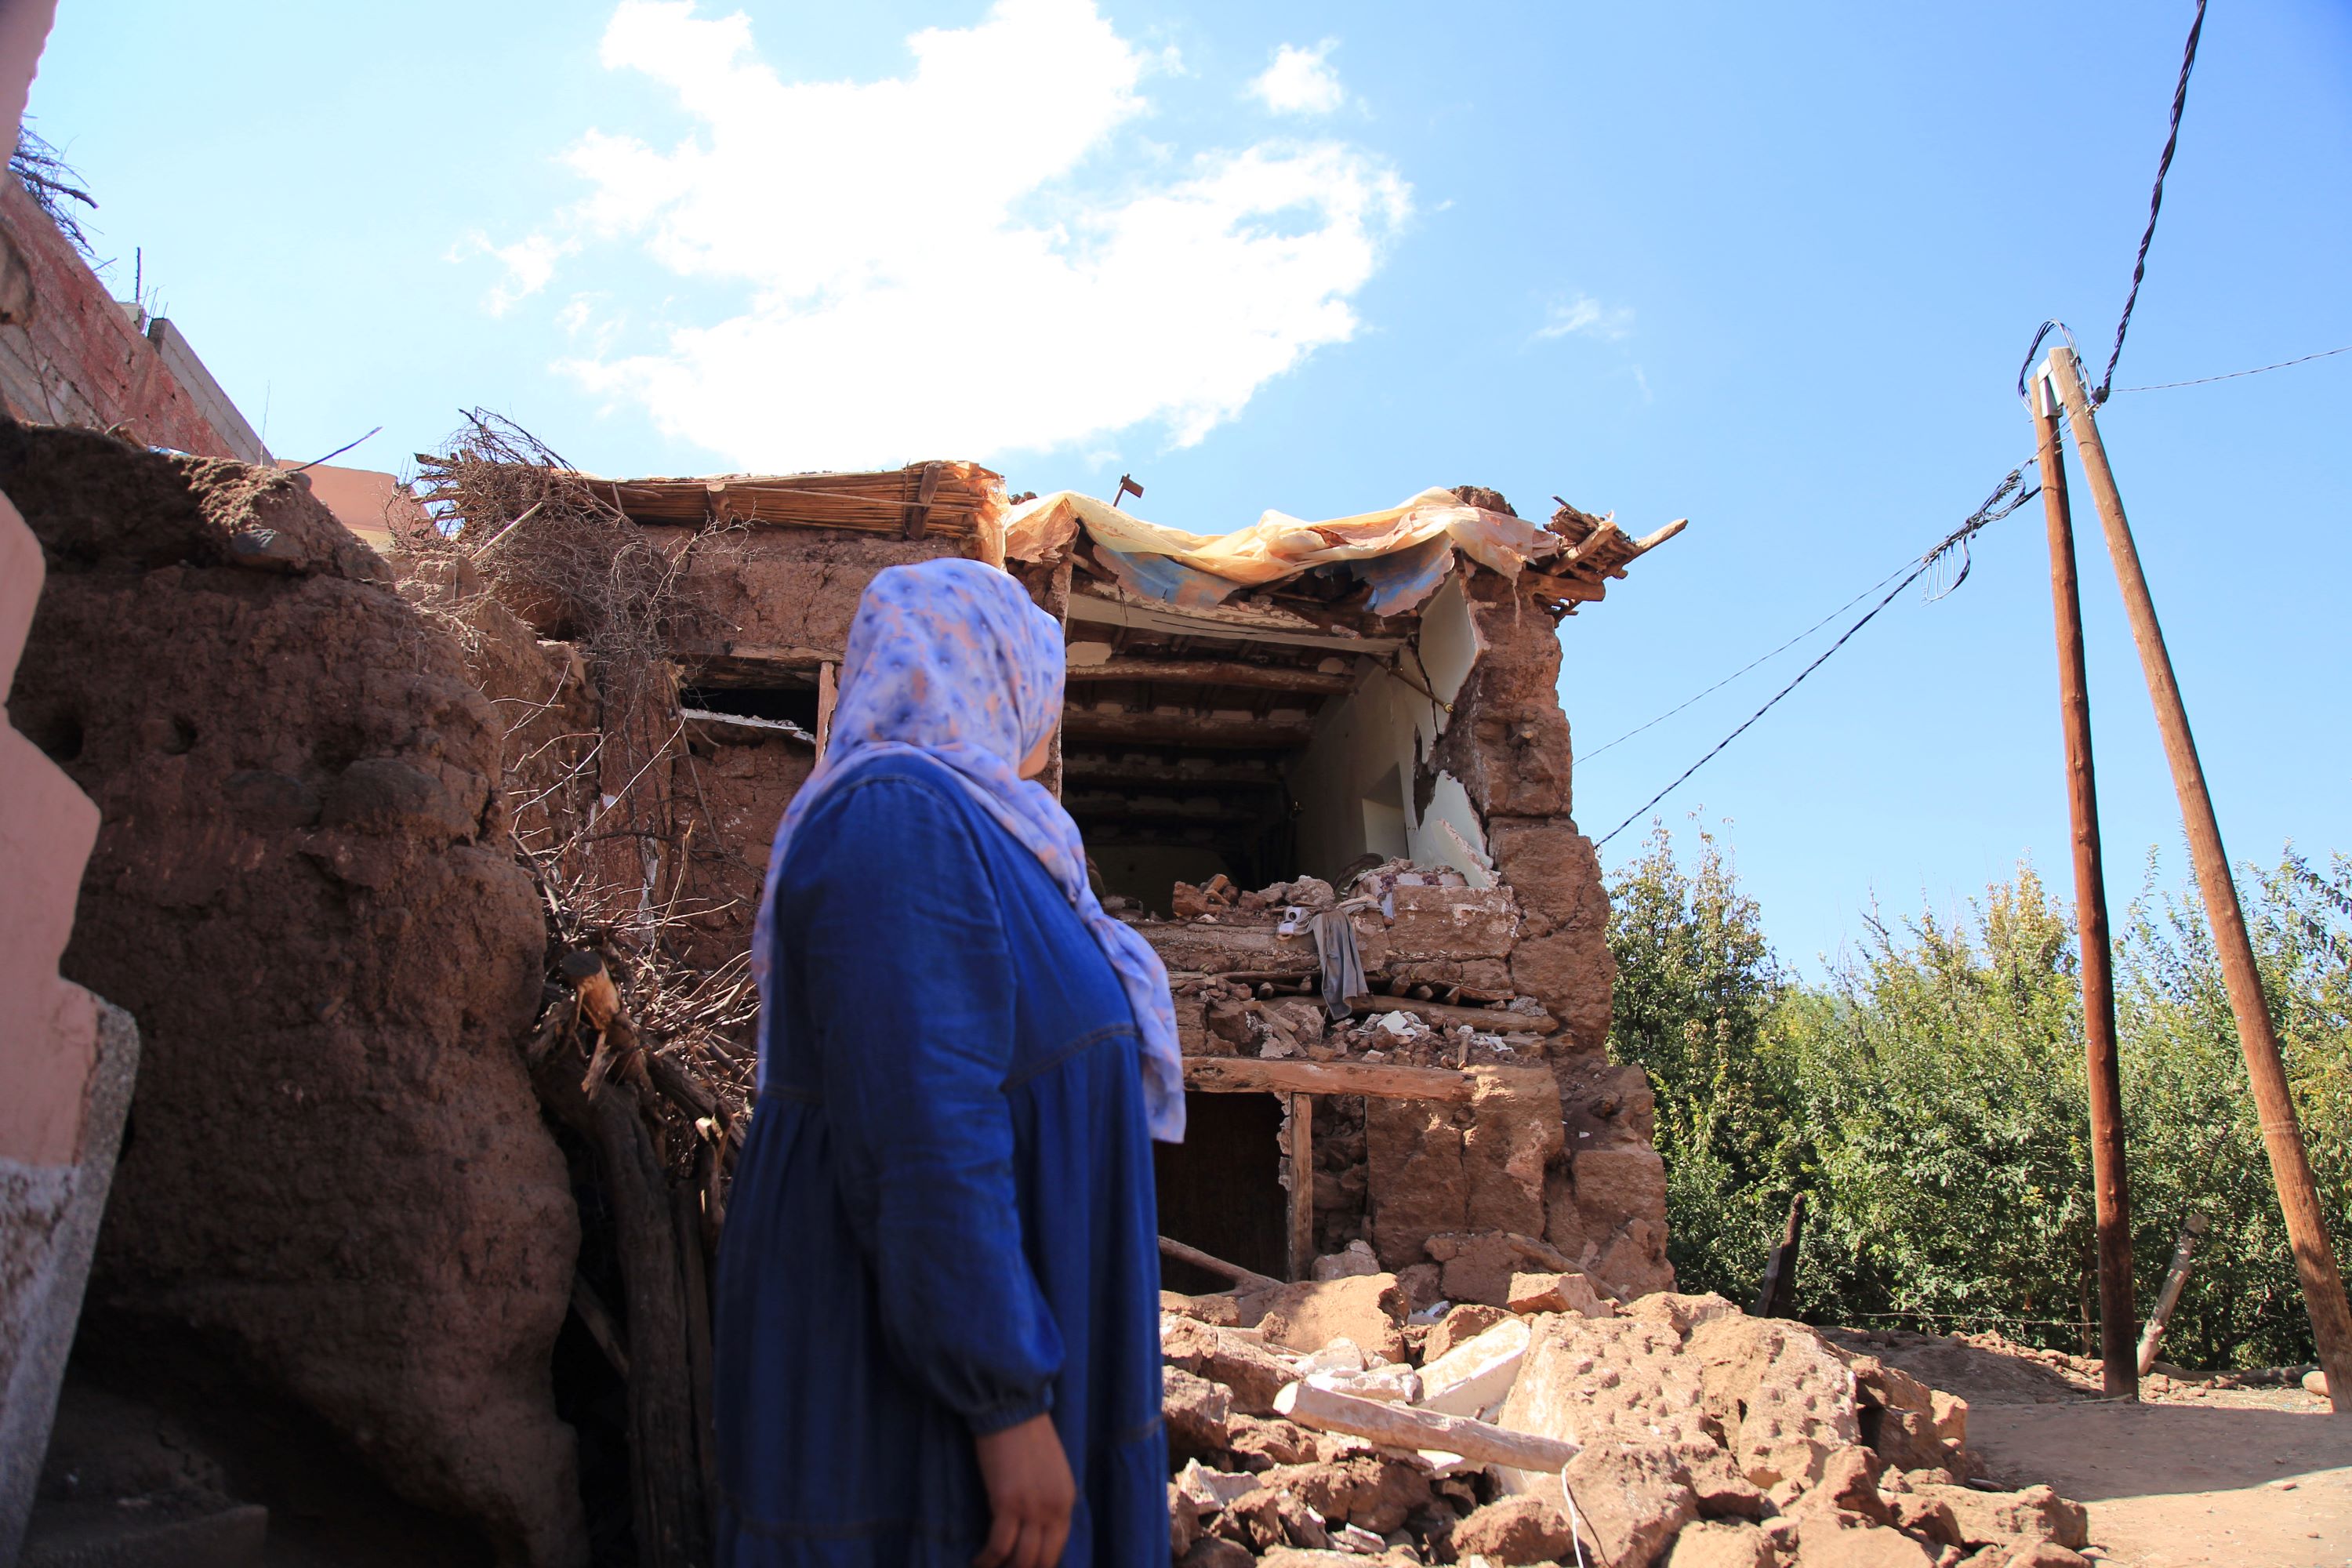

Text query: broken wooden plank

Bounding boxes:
[1065,591,1406,655]
[1518,568,1607,604]
[1065,659,1356,695]
[816,661,837,758]
[570,1273,630,1379]
[1160,1234,1283,1294]
[1183,1055,1479,1102]
[1274,1381,1580,1471]
[1062,709,1316,749]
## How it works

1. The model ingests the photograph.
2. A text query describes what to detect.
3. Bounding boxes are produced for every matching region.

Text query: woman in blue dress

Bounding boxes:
[715,558,1185,1568]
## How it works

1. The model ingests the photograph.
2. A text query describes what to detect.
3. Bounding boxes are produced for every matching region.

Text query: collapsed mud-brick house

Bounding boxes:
[408,434,1688,1306]
[3,358,1686,1561]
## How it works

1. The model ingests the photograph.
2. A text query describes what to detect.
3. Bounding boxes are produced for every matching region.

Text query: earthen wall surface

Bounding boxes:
[5,426,588,1566]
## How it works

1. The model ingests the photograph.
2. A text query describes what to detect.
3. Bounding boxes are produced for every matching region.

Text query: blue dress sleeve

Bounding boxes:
[786,776,1065,1433]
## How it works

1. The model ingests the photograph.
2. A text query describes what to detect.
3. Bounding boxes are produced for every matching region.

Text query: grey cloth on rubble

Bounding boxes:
[1312,909,1366,1022]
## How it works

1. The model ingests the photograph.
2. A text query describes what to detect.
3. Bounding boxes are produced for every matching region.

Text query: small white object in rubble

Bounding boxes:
[1374,1012,1417,1037]
[1298,1338,1368,1376]
[1408,1301,1453,1324]
[1332,1524,1388,1555]
[1174,1459,1260,1511]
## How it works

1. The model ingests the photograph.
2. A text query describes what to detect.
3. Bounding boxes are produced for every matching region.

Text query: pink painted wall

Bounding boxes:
[281,461,430,554]
[0,0,91,1171]
[0,503,98,1167]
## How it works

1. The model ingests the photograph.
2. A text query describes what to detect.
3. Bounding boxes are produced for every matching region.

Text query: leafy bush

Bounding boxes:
[1606,822,2352,1369]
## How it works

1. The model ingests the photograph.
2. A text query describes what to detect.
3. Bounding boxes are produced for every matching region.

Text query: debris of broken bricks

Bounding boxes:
[1163,1249,2091,1568]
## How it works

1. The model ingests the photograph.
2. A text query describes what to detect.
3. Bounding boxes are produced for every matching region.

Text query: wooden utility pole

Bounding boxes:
[2046,343,2352,1414]
[2029,372,2136,1399]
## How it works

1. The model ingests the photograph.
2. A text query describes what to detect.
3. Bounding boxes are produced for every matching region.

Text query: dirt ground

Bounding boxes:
[1827,1327,2352,1566]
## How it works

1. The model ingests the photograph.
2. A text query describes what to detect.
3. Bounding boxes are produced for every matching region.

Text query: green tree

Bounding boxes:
[1603,820,1802,1301]
[1606,822,2352,1369]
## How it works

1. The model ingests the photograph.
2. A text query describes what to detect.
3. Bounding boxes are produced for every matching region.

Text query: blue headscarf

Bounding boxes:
[751,557,1185,1142]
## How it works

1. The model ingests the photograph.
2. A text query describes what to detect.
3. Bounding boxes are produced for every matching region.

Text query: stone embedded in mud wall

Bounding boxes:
[3,426,586,1568]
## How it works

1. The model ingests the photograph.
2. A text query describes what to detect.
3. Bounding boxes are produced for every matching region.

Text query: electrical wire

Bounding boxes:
[1592,463,2040,851]
[1579,565,1915,764]
[2113,342,2352,394]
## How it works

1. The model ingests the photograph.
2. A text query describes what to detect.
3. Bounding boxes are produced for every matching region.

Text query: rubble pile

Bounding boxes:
[1159,1259,2094,1568]
[1140,862,1552,1069]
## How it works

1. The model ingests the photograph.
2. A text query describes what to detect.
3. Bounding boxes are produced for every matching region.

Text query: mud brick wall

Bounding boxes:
[672,731,816,969]
[1432,570,1668,1298]
[652,524,968,660]
[5,427,587,1566]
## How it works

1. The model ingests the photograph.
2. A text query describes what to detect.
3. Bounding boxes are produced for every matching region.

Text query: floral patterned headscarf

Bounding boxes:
[750,557,1185,1142]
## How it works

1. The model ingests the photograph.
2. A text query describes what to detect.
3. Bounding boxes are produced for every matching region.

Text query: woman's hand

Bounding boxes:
[972,1413,1076,1568]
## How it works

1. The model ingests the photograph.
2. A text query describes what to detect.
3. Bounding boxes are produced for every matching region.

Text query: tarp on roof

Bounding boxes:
[1005,487,1564,613]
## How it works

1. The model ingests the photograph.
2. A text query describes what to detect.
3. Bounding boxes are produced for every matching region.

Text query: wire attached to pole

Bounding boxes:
[2096,0,2210,404]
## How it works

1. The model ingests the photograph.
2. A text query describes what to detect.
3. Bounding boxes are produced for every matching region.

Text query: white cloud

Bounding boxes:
[1247,40,1345,116]
[1536,294,1634,343]
[481,1,1407,469]
[452,231,579,315]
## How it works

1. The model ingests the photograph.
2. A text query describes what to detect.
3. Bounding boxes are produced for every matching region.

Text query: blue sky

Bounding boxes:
[29,1,2350,971]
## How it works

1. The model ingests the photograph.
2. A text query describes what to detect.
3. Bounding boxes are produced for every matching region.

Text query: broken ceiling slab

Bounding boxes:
[1009,485,1686,621]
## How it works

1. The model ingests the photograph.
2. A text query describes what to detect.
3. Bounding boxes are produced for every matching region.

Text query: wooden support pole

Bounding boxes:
[1287,1093,1315,1282]
[1752,1192,1806,1319]
[532,1058,710,1566]
[673,1185,720,1512]
[2048,343,2352,1413]
[2136,1211,2211,1376]
[1273,1381,1581,1472]
[2031,370,2138,1400]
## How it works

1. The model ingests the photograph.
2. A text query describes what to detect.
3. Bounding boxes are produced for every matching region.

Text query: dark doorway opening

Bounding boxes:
[1152,1090,1290,1290]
